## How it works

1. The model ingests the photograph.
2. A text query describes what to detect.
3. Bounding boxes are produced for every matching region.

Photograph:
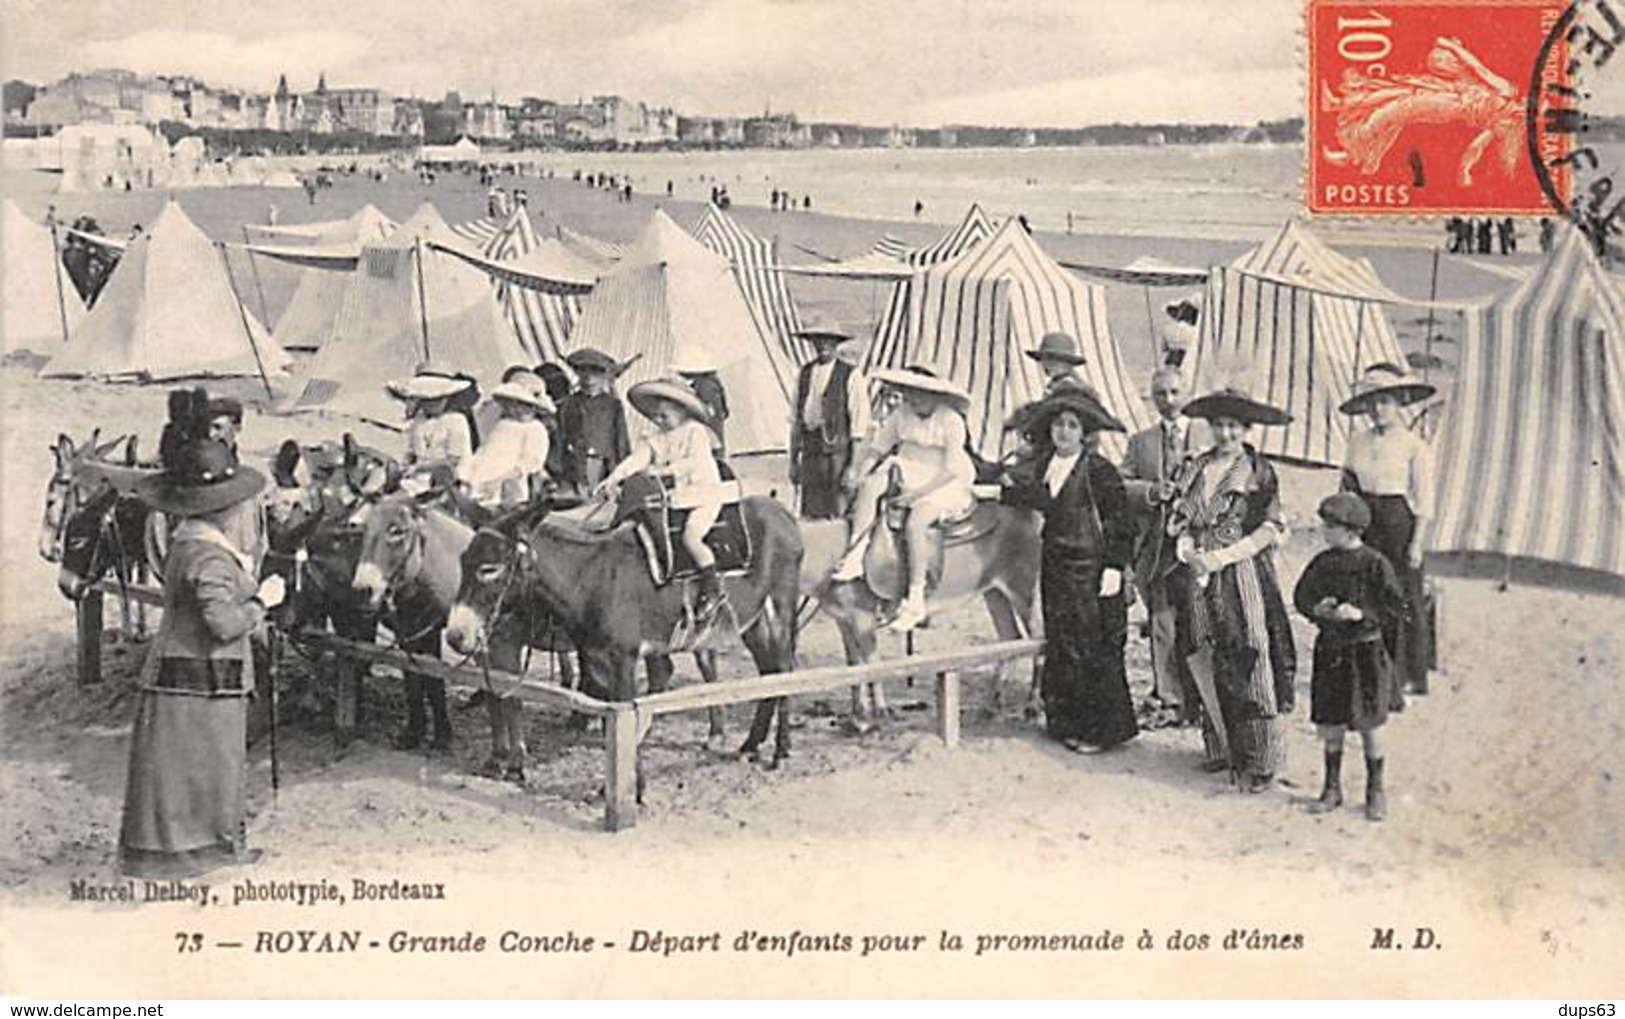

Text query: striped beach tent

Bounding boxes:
[1429,227,1625,580]
[564,210,792,453]
[869,204,999,369]
[556,224,627,267]
[269,204,395,351]
[691,204,806,400]
[278,202,525,428]
[468,209,582,363]
[871,218,1150,458]
[1189,220,1410,467]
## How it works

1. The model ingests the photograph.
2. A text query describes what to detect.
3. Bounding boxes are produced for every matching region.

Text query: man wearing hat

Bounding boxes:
[559,348,631,493]
[670,349,731,453]
[790,317,871,519]
[124,389,286,878]
[1027,331,1099,399]
[1340,362,1438,694]
[1120,367,1211,717]
[458,373,556,509]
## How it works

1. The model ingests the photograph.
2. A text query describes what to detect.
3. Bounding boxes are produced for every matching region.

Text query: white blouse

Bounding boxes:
[1045,450,1082,497]
[407,414,473,468]
[458,418,550,506]
[869,404,976,490]
[1345,425,1435,515]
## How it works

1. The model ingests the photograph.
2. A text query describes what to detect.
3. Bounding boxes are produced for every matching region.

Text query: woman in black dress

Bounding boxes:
[1003,390,1139,753]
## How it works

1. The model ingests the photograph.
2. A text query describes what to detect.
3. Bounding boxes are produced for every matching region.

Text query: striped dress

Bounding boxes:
[1168,446,1298,780]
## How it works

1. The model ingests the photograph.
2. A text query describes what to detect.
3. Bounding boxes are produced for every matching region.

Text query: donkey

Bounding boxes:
[800,479,1043,728]
[353,490,736,780]
[445,491,803,793]
[47,431,163,637]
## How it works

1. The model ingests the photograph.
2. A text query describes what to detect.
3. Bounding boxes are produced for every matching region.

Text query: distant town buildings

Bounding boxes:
[1,66,1308,151]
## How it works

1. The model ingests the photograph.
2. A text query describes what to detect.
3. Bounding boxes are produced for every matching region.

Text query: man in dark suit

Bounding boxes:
[789,319,870,520]
[1121,367,1211,717]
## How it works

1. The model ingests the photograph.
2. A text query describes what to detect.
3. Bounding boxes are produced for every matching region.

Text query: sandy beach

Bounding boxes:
[1,158,1621,997]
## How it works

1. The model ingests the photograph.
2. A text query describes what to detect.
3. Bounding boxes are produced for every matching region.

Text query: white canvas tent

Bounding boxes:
[3,198,85,355]
[564,209,793,453]
[1189,220,1412,467]
[269,204,396,351]
[278,202,525,428]
[41,201,286,382]
[54,124,167,193]
[1429,227,1625,582]
[868,218,1150,458]
[420,136,481,164]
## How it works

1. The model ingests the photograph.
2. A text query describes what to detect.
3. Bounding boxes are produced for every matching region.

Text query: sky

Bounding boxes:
[0,0,1300,126]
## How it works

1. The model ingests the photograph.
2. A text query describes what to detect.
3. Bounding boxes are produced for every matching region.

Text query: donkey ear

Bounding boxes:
[125,436,140,466]
[53,433,75,462]
[93,433,130,461]
[342,432,357,468]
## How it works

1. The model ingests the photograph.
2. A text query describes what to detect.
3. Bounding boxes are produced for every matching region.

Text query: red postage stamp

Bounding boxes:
[1308,0,1573,216]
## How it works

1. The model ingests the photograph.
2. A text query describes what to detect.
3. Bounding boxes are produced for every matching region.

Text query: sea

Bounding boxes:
[513,143,1443,246]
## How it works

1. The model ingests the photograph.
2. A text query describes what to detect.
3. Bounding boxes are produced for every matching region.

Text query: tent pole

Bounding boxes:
[241,225,272,329]
[216,241,274,400]
[1142,285,1157,342]
[47,216,72,345]
[1354,300,1365,376]
[1422,248,1441,384]
[414,238,432,362]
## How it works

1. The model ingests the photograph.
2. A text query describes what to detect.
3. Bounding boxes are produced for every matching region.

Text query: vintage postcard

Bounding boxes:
[1,0,1621,1000]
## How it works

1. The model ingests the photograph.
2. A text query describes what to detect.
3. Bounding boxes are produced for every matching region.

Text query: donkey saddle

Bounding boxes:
[613,467,752,587]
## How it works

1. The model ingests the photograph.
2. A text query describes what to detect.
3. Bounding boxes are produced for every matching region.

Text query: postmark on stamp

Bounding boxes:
[1308,0,1572,216]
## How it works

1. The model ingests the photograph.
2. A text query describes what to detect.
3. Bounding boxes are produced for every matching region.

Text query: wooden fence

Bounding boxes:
[78,581,1043,832]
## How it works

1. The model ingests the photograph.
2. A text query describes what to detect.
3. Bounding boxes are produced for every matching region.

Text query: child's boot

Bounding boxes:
[1309,748,1343,813]
[694,566,725,623]
[1365,756,1387,822]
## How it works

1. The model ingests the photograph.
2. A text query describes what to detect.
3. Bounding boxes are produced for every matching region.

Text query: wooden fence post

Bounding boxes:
[935,669,961,748]
[76,592,104,686]
[604,705,640,832]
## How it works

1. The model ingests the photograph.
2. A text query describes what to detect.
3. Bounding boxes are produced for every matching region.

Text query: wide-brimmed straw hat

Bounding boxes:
[1181,387,1292,427]
[1339,363,1437,416]
[794,314,852,345]
[385,371,473,403]
[668,349,719,375]
[136,436,265,517]
[872,366,971,412]
[490,378,556,415]
[1026,331,1086,366]
[627,377,710,422]
[565,348,623,375]
[1020,389,1126,438]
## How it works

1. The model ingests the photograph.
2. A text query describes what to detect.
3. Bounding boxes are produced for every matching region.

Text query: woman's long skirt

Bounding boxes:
[1176,553,1296,780]
[1359,493,1433,693]
[1039,549,1138,748]
[119,689,248,878]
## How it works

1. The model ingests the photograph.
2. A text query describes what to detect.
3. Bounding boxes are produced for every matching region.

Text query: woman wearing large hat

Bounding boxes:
[1340,362,1438,694]
[832,366,978,632]
[1167,385,1298,793]
[122,389,286,878]
[1002,389,1139,752]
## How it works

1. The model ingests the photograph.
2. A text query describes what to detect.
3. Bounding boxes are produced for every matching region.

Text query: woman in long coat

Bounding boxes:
[1340,363,1437,694]
[1003,390,1140,752]
[1167,388,1297,792]
[123,390,284,878]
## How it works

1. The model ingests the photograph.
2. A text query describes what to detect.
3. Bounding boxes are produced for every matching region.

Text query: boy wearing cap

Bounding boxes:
[1294,492,1408,822]
[597,378,731,621]
[559,348,632,492]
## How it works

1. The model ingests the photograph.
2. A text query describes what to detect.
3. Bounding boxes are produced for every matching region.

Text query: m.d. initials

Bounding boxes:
[1370,927,1441,950]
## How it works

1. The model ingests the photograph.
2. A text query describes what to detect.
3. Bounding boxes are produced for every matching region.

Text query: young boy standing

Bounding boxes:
[1293,492,1408,821]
